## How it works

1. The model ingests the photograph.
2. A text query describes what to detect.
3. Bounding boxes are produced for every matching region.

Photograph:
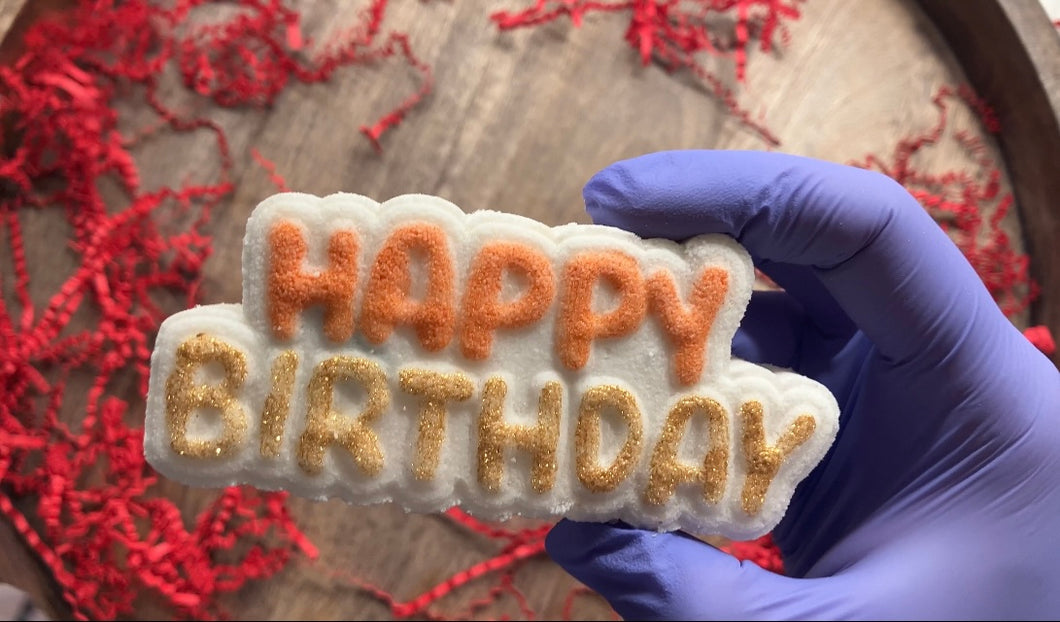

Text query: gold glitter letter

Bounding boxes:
[644,396,729,506]
[260,350,298,458]
[477,378,561,494]
[165,334,249,459]
[739,400,816,515]
[298,356,389,476]
[575,385,643,493]
[399,368,474,480]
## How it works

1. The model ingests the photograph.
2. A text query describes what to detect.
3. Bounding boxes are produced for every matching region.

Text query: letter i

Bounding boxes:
[261,350,298,458]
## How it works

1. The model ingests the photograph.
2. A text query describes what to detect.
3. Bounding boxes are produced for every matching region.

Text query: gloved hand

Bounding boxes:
[546,151,1060,620]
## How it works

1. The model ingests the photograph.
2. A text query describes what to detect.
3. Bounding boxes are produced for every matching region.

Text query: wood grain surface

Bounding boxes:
[1,0,1056,619]
[0,0,27,42]
[919,0,1060,366]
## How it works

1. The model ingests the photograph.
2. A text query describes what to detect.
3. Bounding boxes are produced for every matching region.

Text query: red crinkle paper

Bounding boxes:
[491,0,805,145]
[0,0,428,619]
[851,84,1045,339]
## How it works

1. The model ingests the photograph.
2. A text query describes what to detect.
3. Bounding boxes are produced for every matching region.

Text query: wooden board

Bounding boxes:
[919,0,1060,366]
[1,0,1057,619]
[0,0,26,43]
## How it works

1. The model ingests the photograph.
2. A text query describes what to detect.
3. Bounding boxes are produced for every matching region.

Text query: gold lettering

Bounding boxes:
[644,396,729,505]
[165,334,248,459]
[298,356,389,476]
[575,385,643,493]
[740,400,815,515]
[399,368,474,480]
[260,350,298,458]
[477,377,561,493]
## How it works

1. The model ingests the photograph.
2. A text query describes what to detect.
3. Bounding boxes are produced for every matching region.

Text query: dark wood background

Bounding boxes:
[1,0,1057,619]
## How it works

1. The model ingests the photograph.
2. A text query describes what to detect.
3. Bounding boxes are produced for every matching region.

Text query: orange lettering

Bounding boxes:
[267,221,358,342]
[460,242,555,360]
[557,250,646,370]
[648,267,729,385]
[360,223,456,351]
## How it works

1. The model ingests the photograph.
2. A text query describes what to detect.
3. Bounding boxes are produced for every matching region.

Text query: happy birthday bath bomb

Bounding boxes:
[144,192,839,540]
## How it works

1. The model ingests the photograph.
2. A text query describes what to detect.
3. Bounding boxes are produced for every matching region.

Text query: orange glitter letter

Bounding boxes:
[460,242,555,360]
[360,224,456,352]
[557,250,646,370]
[267,221,358,343]
[648,267,729,385]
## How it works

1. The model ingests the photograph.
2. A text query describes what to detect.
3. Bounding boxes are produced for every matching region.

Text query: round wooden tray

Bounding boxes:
[1,0,1057,619]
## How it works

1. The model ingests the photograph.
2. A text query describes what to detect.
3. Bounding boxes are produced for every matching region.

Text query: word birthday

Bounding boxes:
[144,193,840,538]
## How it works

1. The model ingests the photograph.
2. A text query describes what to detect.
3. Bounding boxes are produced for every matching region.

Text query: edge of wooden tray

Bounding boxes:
[919,0,1060,366]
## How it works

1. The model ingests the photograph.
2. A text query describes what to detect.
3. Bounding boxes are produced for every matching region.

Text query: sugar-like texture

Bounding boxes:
[144,193,840,539]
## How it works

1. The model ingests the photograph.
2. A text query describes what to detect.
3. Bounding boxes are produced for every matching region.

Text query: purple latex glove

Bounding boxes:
[546,151,1060,620]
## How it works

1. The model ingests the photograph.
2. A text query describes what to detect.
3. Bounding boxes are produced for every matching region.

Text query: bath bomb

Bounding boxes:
[144,192,839,540]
